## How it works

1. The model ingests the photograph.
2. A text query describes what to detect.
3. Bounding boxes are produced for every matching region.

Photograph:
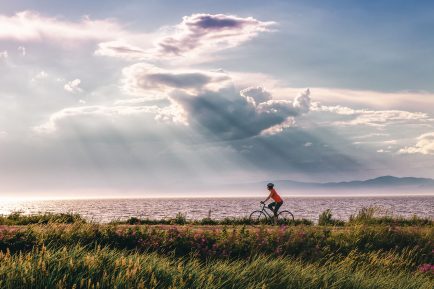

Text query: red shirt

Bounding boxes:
[270,188,283,203]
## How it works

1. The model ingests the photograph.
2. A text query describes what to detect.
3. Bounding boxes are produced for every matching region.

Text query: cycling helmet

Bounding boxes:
[267,182,274,189]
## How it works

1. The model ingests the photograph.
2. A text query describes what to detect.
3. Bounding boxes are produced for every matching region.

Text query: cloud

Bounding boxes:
[0,11,131,42]
[240,86,272,105]
[41,64,311,141]
[121,63,230,99]
[94,40,148,60]
[121,62,311,139]
[121,63,312,139]
[0,11,274,67]
[171,87,311,139]
[34,104,161,134]
[272,87,434,114]
[155,13,275,58]
[34,100,188,134]
[64,79,82,93]
[293,88,311,113]
[399,132,434,155]
[352,133,390,140]
[260,118,296,136]
[312,104,430,127]
[92,13,273,62]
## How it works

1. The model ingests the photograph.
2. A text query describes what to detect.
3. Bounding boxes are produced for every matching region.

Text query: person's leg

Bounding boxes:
[268,202,276,215]
[274,202,283,216]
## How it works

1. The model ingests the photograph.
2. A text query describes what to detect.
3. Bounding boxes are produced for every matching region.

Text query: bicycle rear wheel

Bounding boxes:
[278,210,294,223]
[249,210,267,225]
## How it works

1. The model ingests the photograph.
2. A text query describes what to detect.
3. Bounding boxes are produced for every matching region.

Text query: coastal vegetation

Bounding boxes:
[0,208,432,288]
[0,212,85,226]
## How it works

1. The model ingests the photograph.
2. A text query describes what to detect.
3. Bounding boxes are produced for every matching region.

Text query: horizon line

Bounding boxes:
[1,192,433,202]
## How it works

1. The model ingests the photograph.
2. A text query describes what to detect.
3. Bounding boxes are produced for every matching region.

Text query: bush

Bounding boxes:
[171,212,187,225]
[318,209,345,226]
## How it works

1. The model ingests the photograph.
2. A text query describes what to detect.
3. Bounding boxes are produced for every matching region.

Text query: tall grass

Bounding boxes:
[0,212,85,225]
[0,245,432,289]
[349,206,433,226]
[0,208,432,288]
[0,222,432,265]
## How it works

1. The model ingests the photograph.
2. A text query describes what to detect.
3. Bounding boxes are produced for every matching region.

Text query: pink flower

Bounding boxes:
[418,264,434,273]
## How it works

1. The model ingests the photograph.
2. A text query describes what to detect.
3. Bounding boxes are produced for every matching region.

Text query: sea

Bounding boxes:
[0,196,433,223]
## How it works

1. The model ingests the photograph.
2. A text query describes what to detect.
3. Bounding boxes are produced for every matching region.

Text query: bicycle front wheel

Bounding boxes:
[278,210,295,223]
[249,210,267,224]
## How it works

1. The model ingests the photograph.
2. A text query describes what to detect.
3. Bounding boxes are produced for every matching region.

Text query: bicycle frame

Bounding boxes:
[259,203,277,218]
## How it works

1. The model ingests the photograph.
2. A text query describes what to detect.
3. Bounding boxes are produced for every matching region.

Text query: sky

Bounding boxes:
[0,0,433,198]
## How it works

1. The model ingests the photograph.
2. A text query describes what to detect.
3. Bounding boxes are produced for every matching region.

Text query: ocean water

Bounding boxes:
[0,196,432,223]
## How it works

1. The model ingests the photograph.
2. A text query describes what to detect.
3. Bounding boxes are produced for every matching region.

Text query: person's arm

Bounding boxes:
[262,191,272,203]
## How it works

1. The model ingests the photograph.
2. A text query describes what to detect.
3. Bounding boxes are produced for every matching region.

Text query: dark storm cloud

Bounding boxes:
[171,87,311,140]
[122,63,312,139]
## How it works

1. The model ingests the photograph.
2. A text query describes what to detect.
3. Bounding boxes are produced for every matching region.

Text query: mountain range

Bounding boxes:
[227,176,434,194]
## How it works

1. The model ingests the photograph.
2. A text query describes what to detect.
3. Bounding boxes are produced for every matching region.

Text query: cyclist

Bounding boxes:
[261,183,283,217]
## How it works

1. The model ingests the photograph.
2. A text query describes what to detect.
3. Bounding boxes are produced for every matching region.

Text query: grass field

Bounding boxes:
[0,209,432,288]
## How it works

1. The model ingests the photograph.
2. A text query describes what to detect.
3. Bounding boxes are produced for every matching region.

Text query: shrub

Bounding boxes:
[171,212,187,225]
[318,209,345,226]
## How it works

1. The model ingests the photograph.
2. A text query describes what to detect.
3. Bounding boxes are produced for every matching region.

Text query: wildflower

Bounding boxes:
[418,263,434,273]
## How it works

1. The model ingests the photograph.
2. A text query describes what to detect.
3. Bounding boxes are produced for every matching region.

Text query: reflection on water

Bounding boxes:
[0,196,432,223]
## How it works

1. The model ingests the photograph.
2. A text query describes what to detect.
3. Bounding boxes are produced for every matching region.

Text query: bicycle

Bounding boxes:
[249,202,294,225]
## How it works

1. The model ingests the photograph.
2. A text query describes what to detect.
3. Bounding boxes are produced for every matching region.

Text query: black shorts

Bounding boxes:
[268,201,283,214]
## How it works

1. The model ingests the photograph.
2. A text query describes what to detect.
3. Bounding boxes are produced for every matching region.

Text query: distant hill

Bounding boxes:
[227,176,434,194]
[320,176,434,188]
